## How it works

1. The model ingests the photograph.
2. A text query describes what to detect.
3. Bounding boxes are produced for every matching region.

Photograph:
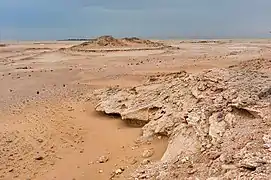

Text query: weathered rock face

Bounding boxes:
[95,66,271,179]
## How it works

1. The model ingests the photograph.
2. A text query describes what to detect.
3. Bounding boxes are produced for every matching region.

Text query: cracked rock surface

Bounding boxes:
[95,59,271,179]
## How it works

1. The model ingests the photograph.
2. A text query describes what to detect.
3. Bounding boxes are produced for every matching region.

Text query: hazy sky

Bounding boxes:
[0,0,271,40]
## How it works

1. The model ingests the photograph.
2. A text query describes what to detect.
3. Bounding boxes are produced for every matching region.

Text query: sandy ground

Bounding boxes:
[0,39,271,180]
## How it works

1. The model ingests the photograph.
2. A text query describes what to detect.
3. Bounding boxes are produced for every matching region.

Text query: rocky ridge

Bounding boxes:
[69,36,174,52]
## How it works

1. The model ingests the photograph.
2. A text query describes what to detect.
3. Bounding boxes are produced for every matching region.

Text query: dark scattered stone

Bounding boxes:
[16,66,31,70]
[240,163,257,171]
[37,91,40,95]
[35,156,44,160]
[217,112,224,122]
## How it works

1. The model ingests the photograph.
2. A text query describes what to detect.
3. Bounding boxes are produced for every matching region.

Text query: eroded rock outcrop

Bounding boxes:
[69,36,174,52]
[95,65,271,179]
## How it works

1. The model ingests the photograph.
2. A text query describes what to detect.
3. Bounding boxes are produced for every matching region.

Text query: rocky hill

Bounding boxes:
[70,36,169,51]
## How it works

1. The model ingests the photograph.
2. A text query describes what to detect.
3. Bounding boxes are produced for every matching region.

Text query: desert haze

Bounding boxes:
[0,37,271,180]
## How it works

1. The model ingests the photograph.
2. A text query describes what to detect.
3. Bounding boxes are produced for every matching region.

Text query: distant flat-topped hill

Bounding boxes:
[67,36,176,52]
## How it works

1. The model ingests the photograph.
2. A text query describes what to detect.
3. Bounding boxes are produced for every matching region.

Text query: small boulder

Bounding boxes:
[141,159,150,165]
[115,167,125,175]
[98,155,109,163]
[142,149,154,158]
[35,156,44,160]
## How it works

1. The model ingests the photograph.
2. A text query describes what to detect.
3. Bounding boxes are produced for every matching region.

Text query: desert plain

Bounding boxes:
[0,37,271,180]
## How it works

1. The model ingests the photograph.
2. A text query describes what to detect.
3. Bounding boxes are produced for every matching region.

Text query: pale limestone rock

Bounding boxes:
[95,67,271,180]
[209,113,227,144]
